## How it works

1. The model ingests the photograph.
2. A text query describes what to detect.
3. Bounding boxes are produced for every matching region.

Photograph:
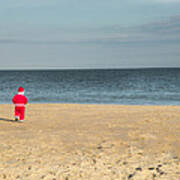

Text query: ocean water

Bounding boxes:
[0,68,180,105]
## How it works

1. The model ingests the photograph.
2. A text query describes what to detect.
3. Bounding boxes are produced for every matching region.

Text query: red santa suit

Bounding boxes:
[12,87,28,121]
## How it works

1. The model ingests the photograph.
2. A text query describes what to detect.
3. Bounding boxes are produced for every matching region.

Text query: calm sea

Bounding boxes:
[0,68,180,105]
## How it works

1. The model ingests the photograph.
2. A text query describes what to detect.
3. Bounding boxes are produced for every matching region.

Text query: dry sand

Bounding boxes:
[0,104,179,180]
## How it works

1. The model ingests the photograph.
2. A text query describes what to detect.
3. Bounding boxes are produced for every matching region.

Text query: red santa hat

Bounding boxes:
[18,87,24,94]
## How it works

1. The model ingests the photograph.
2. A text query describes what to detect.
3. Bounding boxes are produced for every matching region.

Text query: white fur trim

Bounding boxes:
[18,92,24,95]
[18,120,24,122]
[15,103,25,107]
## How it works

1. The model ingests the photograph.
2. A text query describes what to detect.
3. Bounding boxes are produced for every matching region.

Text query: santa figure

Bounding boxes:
[12,87,28,122]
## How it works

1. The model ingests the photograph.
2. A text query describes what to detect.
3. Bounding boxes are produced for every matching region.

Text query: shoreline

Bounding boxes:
[2,102,180,106]
[0,104,179,179]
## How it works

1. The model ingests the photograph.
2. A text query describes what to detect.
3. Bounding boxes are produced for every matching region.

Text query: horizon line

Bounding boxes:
[0,66,180,71]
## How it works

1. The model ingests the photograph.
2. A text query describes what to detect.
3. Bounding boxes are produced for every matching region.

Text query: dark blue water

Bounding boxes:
[0,68,180,105]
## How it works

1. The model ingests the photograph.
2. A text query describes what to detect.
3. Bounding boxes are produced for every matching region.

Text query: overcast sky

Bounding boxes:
[0,0,180,69]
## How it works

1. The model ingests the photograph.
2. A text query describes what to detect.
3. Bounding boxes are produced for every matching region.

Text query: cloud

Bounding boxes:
[138,0,180,3]
[2,0,57,8]
[155,0,180,2]
[0,15,180,46]
[93,15,180,45]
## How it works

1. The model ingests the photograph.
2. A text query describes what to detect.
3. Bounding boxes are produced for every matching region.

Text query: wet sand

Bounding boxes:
[0,104,179,180]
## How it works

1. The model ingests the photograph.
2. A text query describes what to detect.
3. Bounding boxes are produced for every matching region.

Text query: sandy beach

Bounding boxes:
[0,104,179,180]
